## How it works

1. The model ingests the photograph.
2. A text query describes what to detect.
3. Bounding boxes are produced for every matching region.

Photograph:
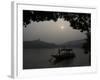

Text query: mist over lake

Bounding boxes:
[23,18,86,44]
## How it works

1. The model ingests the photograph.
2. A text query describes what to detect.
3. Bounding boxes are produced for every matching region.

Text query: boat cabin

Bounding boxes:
[58,48,73,55]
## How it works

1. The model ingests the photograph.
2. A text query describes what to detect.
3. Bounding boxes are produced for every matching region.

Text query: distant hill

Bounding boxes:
[23,39,58,49]
[23,39,86,49]
[60,39,86,48]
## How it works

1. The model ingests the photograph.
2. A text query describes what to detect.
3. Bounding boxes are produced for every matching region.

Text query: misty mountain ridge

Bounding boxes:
[61,39,86,48]
[23,39,86,49]
[23,39,57,48]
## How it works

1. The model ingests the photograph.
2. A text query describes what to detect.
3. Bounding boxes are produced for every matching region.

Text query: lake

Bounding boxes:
[23,48,91,69]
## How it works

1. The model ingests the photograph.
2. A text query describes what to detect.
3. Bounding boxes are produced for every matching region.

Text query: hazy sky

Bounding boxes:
[23,18,86,44]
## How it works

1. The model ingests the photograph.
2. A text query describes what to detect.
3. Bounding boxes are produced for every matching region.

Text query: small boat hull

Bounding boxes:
[51,53,75,60]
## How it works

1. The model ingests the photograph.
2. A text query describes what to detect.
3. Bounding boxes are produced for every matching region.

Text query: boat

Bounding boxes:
[52,53,75,60]
[51,48,75,60]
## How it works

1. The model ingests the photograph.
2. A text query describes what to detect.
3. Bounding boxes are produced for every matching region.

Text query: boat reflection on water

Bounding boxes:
[49,48,75,65]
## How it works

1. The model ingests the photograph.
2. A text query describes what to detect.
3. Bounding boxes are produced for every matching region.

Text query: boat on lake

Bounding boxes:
[51,48,75,60]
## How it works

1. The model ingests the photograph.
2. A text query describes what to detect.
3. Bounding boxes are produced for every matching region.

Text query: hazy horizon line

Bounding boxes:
[23,38,85,45]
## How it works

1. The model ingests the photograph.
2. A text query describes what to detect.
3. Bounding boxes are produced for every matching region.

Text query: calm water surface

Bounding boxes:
[23,48,90,69]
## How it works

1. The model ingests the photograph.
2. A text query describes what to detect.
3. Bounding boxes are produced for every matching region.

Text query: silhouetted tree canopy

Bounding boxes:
[23,10,91,32]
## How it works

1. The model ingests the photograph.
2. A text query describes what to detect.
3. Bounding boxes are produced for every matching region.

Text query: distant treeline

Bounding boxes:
[23,39,85,49]
[23,40,58,49]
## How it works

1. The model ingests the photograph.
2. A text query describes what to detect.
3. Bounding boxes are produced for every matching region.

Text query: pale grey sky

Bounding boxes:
[23,18,86,44]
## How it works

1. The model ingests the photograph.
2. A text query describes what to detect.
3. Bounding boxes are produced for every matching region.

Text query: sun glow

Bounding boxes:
[60,26,64,30]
